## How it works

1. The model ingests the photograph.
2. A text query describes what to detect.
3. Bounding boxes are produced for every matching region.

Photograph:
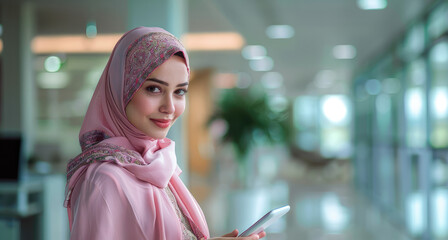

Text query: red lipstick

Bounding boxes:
[151,119,171,128]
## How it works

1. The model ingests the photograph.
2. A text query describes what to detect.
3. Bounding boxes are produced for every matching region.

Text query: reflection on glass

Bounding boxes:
[405,59,427,148]
[406,88,424,118]
[404,154,428,237]
[377,150,395,207]
[409,59,426,85]
[406,192,426,236]
[321,193,350,232]
[405,88,426,147]
[431,88,448,119]
[431,157,448,239]
[430,41,448,148]
[295,195,322,227]
[432,188,448,238]
[376,93,392,142]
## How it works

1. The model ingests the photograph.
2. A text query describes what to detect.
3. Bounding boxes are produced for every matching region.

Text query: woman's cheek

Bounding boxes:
[174,99,186,118]
[133,93,157,116]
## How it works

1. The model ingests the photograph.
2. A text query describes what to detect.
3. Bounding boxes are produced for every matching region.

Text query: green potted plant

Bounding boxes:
[209,88,290,231]
[209,88,290,187]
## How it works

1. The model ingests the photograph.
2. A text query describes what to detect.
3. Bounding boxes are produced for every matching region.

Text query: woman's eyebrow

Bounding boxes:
[177,82,189,87]
[147,78,168,86]
[147,78,189,87]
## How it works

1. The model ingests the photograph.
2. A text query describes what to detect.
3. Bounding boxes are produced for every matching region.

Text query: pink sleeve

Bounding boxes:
[69,163,146,240]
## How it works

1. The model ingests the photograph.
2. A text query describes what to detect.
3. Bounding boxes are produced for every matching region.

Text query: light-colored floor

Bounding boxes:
[199,158,412,240]
[266,182,410,240]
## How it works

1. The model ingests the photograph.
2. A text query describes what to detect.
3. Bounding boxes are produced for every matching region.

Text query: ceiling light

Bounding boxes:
[322,96,348,124]
[249,56,274,71]
[32,34,121,54]
[242,45,266,60]
[44,56,62,72]
[357,0,387,10]
[86,21,97,38]
[181,32,245,51]
[261,72,283,89]
[266,25,295,39]
[333,45,356,59]
[31,32,244,54]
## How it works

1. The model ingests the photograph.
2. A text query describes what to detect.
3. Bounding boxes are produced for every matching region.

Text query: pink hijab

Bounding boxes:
[65,27,209,239]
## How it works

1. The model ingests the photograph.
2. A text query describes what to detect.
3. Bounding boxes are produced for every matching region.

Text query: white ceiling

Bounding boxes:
[187,0,432,97]
[31,0,434,97]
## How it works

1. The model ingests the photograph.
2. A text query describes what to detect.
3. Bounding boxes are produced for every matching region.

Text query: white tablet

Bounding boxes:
[238,205,290,237]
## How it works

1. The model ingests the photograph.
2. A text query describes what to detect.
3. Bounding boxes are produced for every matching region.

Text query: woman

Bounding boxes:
[64,27,266,240]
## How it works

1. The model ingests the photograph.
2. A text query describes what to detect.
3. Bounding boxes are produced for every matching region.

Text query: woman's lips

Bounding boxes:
[151,119,171,128]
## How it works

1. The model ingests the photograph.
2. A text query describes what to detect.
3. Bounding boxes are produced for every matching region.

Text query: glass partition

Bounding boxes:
[429,41,448,148]
[353,3,448,239]
[404,58,427,148]
[375,75,403,212]
[429,39,448,240]
[431,151,448,240]
[403,151,430,238]
[354,81,373,192]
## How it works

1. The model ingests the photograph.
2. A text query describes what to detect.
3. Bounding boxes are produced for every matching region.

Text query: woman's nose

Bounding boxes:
[160,94,175,114]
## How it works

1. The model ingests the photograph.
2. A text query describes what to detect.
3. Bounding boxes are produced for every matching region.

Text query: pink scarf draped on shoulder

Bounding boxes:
[65,27,209,240]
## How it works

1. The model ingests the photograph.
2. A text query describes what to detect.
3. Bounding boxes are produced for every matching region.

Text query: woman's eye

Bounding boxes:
[146,86,161,93]
[175,89,188,96]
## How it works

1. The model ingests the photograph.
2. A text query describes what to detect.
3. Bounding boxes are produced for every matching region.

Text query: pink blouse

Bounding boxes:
[68,161,207,240]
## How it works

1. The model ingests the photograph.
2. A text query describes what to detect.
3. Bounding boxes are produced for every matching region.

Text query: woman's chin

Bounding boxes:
[145,130,169,140]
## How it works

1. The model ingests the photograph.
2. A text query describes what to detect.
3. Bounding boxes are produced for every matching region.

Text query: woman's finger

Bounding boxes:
[246,234,260,240]
[221,229,239,237]
[257,231,266,238]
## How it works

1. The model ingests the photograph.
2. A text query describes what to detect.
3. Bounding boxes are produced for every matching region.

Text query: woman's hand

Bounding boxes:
[204,229,266,240]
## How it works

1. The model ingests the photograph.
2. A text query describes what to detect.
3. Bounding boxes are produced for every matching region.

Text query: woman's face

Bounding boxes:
[125,55,189,139]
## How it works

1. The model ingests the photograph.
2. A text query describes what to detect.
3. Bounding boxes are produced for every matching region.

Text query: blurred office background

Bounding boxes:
[0,0,447,239]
